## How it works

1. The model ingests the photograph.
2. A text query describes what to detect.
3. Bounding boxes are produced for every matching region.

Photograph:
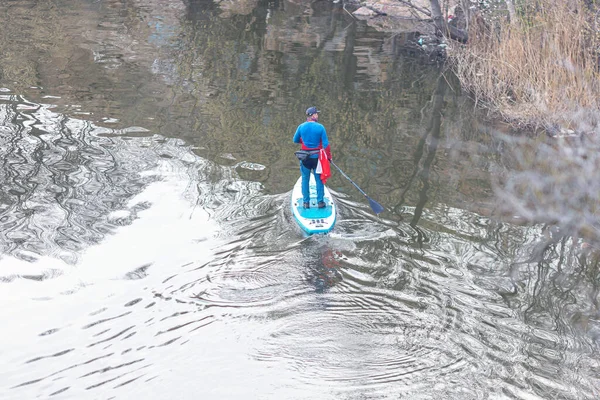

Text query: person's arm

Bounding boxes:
[293,126,302,144]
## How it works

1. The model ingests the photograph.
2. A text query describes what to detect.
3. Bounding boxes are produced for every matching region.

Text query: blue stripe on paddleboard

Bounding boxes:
[292,214,336,235]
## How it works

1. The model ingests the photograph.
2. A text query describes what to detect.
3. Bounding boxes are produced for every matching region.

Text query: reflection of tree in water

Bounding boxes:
[171,3,452,187]
[503,227,600,350]
[168,1,502,223]
[0,0,184,129]
[0,0,501,220]
[378,71,446,244]
[0,96,192,264]
[0,1,65,88]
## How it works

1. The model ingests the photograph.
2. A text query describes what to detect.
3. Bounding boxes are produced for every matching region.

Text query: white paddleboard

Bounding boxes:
[291,174,336,235]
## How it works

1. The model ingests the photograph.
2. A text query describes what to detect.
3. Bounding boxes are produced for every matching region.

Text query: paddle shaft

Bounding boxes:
[330,161,368,198]
[330,161,384,215]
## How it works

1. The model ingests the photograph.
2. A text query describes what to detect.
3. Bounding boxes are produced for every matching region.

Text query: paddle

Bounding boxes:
[330,161,385,215]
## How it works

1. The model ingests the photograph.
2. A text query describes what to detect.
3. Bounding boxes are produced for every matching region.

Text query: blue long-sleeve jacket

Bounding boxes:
[293,121,331,159]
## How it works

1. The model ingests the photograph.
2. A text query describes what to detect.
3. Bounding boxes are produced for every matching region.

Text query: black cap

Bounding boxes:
[306,106,320,116]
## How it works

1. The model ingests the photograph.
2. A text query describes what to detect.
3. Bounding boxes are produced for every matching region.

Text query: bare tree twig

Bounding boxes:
[397,0,431,17]
[343,3,357,19]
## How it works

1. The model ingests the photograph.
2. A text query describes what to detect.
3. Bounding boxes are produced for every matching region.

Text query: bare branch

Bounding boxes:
[396,0,431,17]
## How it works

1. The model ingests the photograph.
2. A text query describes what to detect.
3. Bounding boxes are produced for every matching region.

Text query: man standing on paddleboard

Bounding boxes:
[293,106,332,209]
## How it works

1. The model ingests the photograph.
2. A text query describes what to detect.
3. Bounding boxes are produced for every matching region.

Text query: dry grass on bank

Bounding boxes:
[450,0,600,134]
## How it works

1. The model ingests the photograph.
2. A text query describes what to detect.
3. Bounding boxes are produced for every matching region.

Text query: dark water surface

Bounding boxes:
[1,1,599,399]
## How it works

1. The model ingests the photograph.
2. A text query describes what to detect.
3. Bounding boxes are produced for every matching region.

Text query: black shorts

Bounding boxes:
[301,157,319,170]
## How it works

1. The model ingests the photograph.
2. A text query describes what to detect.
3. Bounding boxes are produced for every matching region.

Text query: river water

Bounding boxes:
[1,1,599,399]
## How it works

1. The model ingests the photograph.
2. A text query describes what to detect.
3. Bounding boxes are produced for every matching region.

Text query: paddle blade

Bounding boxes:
[368,197,385,215]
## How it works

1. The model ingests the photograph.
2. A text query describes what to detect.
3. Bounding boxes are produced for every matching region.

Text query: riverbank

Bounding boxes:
[349,0,600,138]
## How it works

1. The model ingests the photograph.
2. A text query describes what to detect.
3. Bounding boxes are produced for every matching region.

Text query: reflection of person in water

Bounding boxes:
[306,246,344,293]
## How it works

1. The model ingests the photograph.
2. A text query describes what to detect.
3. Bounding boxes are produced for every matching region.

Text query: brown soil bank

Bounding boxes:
[351,0,600,137]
